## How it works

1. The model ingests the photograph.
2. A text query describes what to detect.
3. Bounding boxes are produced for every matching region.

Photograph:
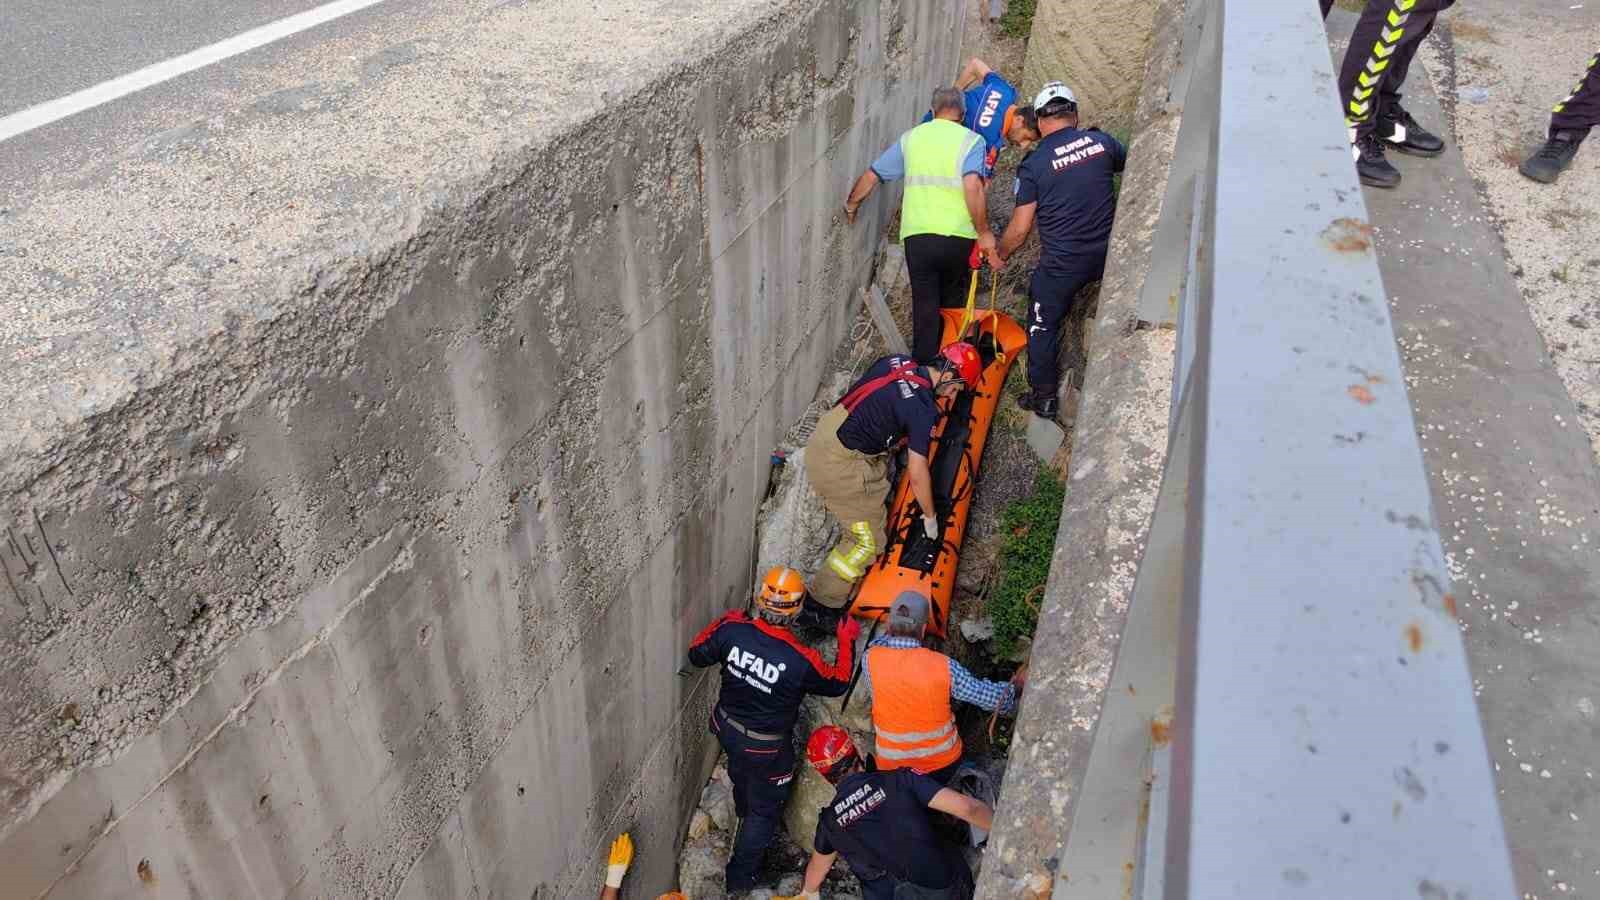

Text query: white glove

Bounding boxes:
[922,515,939,540]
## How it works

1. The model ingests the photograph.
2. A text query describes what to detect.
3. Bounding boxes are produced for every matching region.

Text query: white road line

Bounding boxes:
[0,0,393,144]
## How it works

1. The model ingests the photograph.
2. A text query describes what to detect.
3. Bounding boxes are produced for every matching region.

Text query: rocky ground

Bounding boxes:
[1414,3,1600,465]
[673,5,1080,897]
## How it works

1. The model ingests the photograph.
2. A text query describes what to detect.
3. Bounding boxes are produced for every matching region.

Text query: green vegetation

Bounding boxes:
[999,0,1037,40]
[988,468,1065,657]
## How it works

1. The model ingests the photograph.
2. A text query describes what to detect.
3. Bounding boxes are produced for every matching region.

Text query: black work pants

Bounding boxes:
[1025,254,1105,396]
[1324,0,1455,137]
[712,708,796,891]
[904,233,976,364]
[1551,50,1600,136]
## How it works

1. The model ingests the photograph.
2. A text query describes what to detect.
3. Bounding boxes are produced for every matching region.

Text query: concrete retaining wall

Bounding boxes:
[0,1,962,895]
[1022,0,1157,135]
[977,1,1183,895]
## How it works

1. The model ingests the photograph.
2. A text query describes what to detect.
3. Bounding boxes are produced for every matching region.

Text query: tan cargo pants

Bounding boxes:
[804,404,891,608]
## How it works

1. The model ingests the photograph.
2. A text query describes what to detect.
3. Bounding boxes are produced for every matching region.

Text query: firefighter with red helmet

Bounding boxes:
[802,342,983,617]
[684,567,862,893]
[775,726,992,900]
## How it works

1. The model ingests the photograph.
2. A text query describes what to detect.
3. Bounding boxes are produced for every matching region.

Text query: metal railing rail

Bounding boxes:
[1055,0,1518,896]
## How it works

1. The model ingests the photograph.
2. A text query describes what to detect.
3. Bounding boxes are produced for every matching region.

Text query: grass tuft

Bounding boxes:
[999,0,1037,39]
[987,468,1065,657]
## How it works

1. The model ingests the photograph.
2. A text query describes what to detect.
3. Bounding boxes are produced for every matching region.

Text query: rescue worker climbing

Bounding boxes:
[860,591,1025,784]
[803,344,982,613]
[1319,0,1452,188]
[920,58,1042,179]
[844,87,1003,364]
[1520,50,1600,183]
[775,726,992,900]
[683,566,862,893]
[997,82,1125,420]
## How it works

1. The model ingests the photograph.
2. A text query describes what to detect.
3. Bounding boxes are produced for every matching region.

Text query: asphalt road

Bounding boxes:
[0,0,424,199]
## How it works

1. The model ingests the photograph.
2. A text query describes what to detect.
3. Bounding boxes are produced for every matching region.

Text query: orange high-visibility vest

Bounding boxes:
[867,646,962,772]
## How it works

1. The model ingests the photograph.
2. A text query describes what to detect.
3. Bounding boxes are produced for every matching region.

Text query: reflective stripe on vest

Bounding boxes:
[899,119,983,241]
[867,645,963,771]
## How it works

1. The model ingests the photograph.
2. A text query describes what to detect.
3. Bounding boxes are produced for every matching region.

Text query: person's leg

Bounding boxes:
[1522,50,1600,183]
[1374,10,1446,155]
[1022,265,1094,416]
[1337,0,1449,184]
[1320,0,1334,20]
[936,235,977,311]
[723,736,796,892]
[1551,50,1600,135]
[805,408,891,608]
[903,235,946,364]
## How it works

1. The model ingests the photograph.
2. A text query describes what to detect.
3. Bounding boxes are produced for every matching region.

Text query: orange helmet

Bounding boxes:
[657,894,690,900]
[757,566,806,617]
[938,341,982,387]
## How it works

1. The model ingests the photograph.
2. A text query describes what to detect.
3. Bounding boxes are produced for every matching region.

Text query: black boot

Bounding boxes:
[1353,130,1402,189]
[1017,388,1060,421]
[1520,129,1587,184]
[1378,104,1445,157]
[794,594,844,636]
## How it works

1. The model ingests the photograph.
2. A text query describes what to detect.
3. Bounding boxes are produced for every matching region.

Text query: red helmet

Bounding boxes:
[806,726,860,783]
[938,342,982,387]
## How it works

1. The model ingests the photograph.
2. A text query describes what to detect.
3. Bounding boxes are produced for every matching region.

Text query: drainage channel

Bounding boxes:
[673,232,1091,898]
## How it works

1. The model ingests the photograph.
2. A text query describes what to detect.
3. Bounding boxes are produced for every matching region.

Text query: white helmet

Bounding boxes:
[1033,81,1078,112]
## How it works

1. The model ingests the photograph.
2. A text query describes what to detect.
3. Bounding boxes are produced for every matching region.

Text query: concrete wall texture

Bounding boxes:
[0,1,962,895]
[1022,0,1158,135]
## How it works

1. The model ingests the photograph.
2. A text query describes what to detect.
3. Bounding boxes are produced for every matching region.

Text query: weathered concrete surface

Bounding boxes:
[976,1,1183,895]
[0,0,964,895]
[1022,0,1156,135]
[1325,11,1600,895]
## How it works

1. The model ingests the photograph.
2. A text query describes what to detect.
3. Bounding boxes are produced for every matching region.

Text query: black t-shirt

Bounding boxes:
[1015,126,1127,270]
[686,611,851,734]
[835,355,940,457]
[813,769,967,898]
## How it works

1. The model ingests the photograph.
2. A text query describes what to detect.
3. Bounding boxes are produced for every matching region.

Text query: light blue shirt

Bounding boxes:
[870,128,987,183]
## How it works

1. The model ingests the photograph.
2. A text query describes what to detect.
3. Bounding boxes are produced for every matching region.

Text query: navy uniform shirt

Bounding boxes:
[813,769,969,899]
[835,355,939,457]
[1015,126,1127,271]
[686,611,851,734]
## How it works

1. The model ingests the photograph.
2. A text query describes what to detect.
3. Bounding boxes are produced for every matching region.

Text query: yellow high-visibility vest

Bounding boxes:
[898,118,984,241]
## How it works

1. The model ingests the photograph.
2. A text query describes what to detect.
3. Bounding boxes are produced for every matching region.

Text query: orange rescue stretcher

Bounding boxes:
[848,274,1028,638]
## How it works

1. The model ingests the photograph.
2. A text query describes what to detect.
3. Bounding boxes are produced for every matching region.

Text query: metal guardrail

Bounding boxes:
[1057,0,1519,896]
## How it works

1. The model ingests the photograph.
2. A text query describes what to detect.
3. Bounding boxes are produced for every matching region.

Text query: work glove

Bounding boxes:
[836,614,861,645]
[922,514,940,541]
[605,833,633,889]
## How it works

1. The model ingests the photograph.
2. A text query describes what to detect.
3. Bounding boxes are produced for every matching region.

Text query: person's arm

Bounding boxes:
[957,57,993,90]
[907,450,937,536]
[947,656,1019,714]
[685,612,738,668]
[1109,133,1128,173]
[998,201,1036,260]
[805,614,863,697]
[847,140,906,223]
[928,788,995,833]
[845,169,880,224]
[964,173,1001,269]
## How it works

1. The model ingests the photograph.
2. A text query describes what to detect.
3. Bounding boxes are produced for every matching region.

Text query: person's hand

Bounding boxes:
[836,614,861,644]
[922,515,940,541]
[977,231,1004,270]
[605,833,633,889]
[1010,663,1030,699]
[844,201,860,224]
[775,892,820,900]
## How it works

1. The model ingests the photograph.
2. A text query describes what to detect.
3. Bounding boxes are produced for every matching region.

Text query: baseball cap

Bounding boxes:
[887,590,931,629]
[1033,81,1078,112]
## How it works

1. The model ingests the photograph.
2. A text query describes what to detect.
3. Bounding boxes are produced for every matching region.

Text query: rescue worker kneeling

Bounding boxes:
[684,567,862,893]
[863,591,1025,783]
[804,343,983,616]
[776,726,991,900]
